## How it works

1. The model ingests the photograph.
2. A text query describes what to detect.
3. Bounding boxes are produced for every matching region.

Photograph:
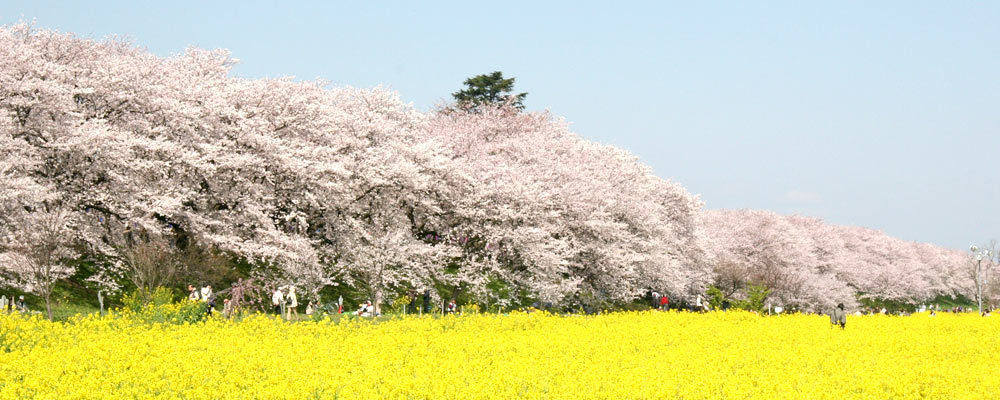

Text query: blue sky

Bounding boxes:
[3,1,997,249]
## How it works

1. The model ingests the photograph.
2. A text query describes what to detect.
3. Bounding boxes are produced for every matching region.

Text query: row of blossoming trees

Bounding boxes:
[0,25,978,318]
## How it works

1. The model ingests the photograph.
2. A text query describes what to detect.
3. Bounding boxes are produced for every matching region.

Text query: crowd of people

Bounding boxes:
[181,286,452,320]
[184,283,326,320]
[264,286,385,320]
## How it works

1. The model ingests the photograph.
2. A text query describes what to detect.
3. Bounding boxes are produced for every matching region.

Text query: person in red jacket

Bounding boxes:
[659,294,669,311]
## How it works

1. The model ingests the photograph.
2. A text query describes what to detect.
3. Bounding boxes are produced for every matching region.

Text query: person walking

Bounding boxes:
[272,288,284,316]
[830,303,847,329]
[206,296,216,316]
[0,295,6,314]
[285,286,298,321]
[199,285,212,303]
[188,285,200,301]
[659,294,669,311]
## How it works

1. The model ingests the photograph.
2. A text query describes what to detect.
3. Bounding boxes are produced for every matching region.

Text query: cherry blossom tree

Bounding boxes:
[0,23,973,314]
[427,105,710,307]
[700,209,856,311]
[0,208,78,320]
[703,209,971,311]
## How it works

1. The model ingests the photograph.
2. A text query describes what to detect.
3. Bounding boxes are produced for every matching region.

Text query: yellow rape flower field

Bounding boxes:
[1,311,998,399]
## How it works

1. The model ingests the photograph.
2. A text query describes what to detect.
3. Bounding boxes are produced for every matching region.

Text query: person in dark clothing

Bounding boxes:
[830,303,847,329]
[206,297,216,316]
[407,291,418,314]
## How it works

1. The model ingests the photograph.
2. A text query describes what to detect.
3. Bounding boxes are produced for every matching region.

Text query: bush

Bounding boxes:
[706,286,726,310]
[121,287,176,310]
[117,287,207,324]
[734,284,771,314]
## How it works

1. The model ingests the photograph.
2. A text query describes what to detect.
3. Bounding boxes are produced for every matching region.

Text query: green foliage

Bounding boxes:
[734,284,771,314]
[482,275,538,312]
[706,286,726,310]
[705,284,770,313]
[452,71,527,110]
[855,295,948,313]
[49,303,100,322]
[118,287,206,324]
[317,279,370,314]
[1,284,102,321]
[310,308,328,322]
[569,291,607,314]
[927,294,975,309]
[485,276,511,301]
[63,255,109,307]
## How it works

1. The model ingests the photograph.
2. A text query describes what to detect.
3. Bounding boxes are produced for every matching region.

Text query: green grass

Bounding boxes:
[48,302,101,321]
[1,278,104,321]
[0,300,100,321]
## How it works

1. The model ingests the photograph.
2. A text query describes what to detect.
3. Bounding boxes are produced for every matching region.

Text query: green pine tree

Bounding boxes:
[452,71,527,110]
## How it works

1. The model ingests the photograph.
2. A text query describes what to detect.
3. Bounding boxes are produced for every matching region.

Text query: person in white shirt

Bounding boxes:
[286,286,298,321]
[355,301,374,317]
[200,285,212,302]
[272,288,284,315]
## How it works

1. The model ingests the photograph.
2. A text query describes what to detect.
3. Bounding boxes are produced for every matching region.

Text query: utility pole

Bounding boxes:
[970,245,994,314]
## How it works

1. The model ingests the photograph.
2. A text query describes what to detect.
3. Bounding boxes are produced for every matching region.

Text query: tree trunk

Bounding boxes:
[977,260,984,314]
[45,293,53,321]
[372,265,384,316]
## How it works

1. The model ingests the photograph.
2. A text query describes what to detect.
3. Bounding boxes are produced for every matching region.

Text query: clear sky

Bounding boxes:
[3,1,997,249]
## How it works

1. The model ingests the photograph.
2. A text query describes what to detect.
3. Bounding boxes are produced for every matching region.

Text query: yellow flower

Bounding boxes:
[0,311,996,399]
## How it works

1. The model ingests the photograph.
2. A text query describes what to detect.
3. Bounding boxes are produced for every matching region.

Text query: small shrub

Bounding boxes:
[706,285,726,310]
[117,287,206,324]
[734,284,771,314]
